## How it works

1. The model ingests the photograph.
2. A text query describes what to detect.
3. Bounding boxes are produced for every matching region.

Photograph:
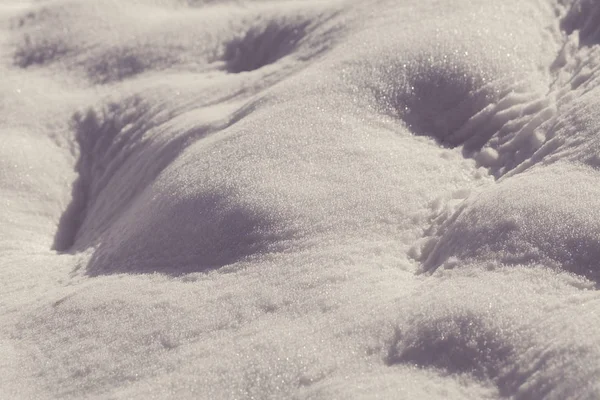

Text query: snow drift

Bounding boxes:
[2,0,600,398]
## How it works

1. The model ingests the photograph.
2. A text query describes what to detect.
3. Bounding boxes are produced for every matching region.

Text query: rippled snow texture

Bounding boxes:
[2,0,600,398]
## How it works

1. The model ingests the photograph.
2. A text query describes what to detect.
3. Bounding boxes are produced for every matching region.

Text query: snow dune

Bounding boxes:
[2,0,600,398]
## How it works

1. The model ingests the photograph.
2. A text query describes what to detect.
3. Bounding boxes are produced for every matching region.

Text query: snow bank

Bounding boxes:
[2,0,600,398]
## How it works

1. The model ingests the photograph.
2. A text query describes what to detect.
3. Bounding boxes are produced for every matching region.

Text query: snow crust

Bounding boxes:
[2,0,600,398]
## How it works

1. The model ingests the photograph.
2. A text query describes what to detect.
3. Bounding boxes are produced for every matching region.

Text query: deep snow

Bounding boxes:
[2,0,600,398]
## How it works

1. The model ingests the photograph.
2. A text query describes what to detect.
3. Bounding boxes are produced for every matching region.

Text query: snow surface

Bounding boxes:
[2,0,600,398]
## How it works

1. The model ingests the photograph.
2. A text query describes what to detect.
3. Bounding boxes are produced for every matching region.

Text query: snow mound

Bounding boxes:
[3,0,600,399]
[421,163,600,283]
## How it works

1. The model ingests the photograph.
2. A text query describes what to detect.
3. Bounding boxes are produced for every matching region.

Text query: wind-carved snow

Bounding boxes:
[3,0,600,399]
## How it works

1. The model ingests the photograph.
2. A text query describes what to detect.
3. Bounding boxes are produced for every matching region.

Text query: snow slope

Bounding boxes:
[2,0,600,398]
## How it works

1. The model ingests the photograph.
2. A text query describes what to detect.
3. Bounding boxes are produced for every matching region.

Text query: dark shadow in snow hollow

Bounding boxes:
[52,99,153,252]
[378,59,494,152]
[83,191,284,277]
[13,33,70,68]
[223,19,310,73]
[561,0,600,48]
[386,313,513,381]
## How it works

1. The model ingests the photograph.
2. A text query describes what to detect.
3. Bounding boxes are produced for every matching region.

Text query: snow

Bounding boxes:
[2,0,600,398]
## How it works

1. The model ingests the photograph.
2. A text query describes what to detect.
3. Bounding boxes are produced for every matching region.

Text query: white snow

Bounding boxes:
[2,0,600,398]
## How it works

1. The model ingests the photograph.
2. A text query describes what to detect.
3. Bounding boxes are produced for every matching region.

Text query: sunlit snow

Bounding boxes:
[2,0,600,398]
